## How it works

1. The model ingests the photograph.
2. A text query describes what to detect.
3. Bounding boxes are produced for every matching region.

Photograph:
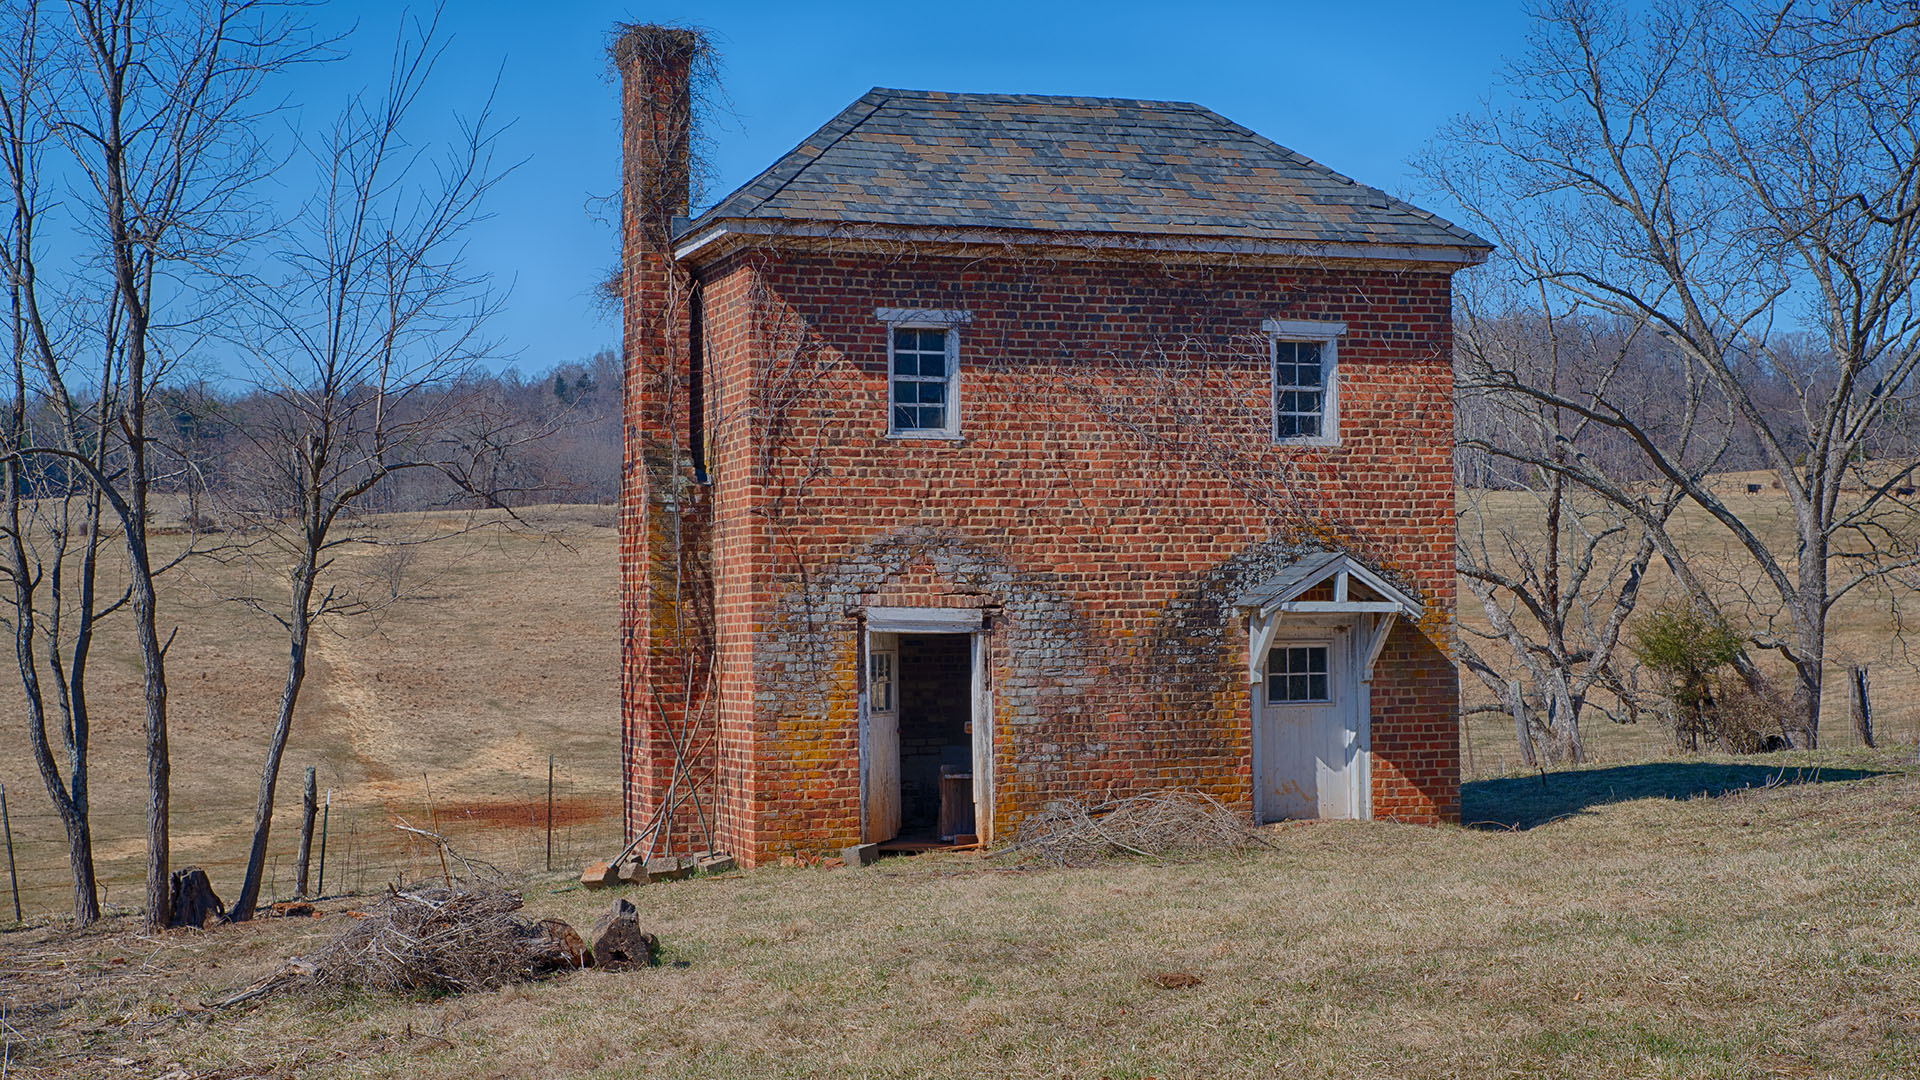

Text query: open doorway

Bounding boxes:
[865,628,983,847]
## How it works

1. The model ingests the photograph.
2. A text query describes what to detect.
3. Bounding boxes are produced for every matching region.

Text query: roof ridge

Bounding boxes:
[678,88,1495,256]
[1197,109,1489,247]
[867,86,1209,111]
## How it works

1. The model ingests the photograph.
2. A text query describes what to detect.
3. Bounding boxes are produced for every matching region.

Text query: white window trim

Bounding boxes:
[1263,318,1344,447]
[1265,640,1336,706]
[877,308,970,440]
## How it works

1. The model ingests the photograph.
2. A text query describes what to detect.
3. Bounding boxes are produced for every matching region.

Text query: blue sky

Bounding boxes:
[283,1,1530,374]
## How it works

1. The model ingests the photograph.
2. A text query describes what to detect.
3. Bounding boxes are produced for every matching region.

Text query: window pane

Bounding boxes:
[921,405,946,429]
[1307,647,1327,673]
[1297,362,1321,388]
[919,381,947,405]
[1297,341,1321,366]
[1268,674,1284,700]
[1309,674,1328,700]
[1290,675,1309,700]
[1297,412,1320,438]
[1275,341,1296,365]
[893,405,917,429]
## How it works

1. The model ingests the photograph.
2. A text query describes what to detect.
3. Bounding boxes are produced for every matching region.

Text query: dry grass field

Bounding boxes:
[1458,472,1920,774]
[2,746,1916,1079]
[0,504,625,916]
[1,488,1918,1078]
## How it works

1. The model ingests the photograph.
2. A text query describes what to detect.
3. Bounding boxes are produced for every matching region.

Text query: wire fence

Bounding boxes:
[0,757,624,922]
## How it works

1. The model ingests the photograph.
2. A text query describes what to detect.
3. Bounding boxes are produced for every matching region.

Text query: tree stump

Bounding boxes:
[524,917,588,972]
[587,897,658,969]
[168,867,225,929]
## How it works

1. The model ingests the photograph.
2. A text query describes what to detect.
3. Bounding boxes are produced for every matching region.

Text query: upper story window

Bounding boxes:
[1263,319,1345,446]
[877,308,970,438]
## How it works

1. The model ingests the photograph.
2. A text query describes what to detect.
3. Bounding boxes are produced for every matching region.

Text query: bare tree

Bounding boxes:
[0,0,109,925]
[1422,0,1920,747]
[0,0,307,928]
[219,9,507,922]
[1454,298,1696,763]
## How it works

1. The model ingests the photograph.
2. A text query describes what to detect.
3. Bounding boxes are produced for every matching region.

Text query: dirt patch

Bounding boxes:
[431,795,617,830]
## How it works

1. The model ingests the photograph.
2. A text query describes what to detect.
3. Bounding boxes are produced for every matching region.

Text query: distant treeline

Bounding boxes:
[10,350,626,523]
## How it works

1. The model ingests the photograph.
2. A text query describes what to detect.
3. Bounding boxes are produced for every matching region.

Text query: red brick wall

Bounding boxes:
[630,242,1462,865]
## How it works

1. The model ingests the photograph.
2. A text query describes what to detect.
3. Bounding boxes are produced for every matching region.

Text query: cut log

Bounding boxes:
[168,867,225,929]
[524,917,588,972]
[587,897,658,969]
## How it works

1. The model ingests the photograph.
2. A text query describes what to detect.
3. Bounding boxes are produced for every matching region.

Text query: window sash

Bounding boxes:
[1266,644,1331,703]
[888,326,956,434]
[1269,333,1337,443]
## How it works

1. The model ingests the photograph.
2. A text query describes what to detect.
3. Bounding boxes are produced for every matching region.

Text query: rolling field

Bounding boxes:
[0,504,625,917]
[0,487,1918,1077]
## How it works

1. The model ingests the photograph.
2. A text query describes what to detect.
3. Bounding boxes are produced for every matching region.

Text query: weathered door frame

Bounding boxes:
[1252,622,1368,822]
[858,607,993,845]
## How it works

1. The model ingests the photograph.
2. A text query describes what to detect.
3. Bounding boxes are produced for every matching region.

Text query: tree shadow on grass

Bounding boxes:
[1463,761,1887,831]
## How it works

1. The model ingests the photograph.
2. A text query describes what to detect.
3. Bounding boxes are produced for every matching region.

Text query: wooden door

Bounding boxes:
[865,633,901,842]
[1258,638,1356,820]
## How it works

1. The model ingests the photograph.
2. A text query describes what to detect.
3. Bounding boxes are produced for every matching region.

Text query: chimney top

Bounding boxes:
[610,24,701,74]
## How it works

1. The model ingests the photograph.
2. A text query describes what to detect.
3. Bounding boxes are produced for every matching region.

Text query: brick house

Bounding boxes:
[617,28,1488,867]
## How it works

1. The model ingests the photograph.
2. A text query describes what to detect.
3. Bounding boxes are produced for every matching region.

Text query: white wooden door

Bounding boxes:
[1259,637,1357,820]
[865,633,901,842]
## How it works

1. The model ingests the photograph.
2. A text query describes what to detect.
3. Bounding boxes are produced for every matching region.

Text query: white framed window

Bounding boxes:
[1263,319,1344,446]
[877,308,969,438]
[1267,643,1332,704]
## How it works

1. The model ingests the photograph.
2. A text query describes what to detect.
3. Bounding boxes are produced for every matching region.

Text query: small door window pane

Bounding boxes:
[1267,645,1331,703]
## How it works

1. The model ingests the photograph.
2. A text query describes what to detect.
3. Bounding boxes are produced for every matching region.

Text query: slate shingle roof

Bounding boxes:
[681,88,1488,254]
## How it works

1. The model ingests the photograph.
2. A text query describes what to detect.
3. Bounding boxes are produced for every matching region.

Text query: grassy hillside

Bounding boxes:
[3,747,1915,1079]
[0,505,623,915]
[1,478,1915,917]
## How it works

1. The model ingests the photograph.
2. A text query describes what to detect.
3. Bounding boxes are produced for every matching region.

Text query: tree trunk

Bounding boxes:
[1793,539,1827,750]
[131,530,169,932]
[230,563,315,921]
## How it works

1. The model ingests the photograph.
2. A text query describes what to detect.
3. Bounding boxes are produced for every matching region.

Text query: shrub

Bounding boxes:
[1630,601,1745,750]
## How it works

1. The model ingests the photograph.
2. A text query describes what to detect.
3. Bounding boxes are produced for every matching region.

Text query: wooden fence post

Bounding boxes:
[1850,665,1874,749]
[2,783,20,923]
[317,790,330,897]
[294,767,318,898]
[1509,679,1536,767]
[546,755,555,873]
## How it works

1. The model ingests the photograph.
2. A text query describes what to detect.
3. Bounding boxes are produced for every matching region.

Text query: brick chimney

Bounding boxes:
[613,25,714,859]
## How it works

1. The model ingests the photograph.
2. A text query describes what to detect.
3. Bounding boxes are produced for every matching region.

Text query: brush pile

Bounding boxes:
[998,790,1269,868]
[306,883,583,994]
[216,882,587,1008]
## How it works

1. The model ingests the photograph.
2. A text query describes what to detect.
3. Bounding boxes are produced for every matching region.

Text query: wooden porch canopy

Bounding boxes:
[1235,550,1423,684]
